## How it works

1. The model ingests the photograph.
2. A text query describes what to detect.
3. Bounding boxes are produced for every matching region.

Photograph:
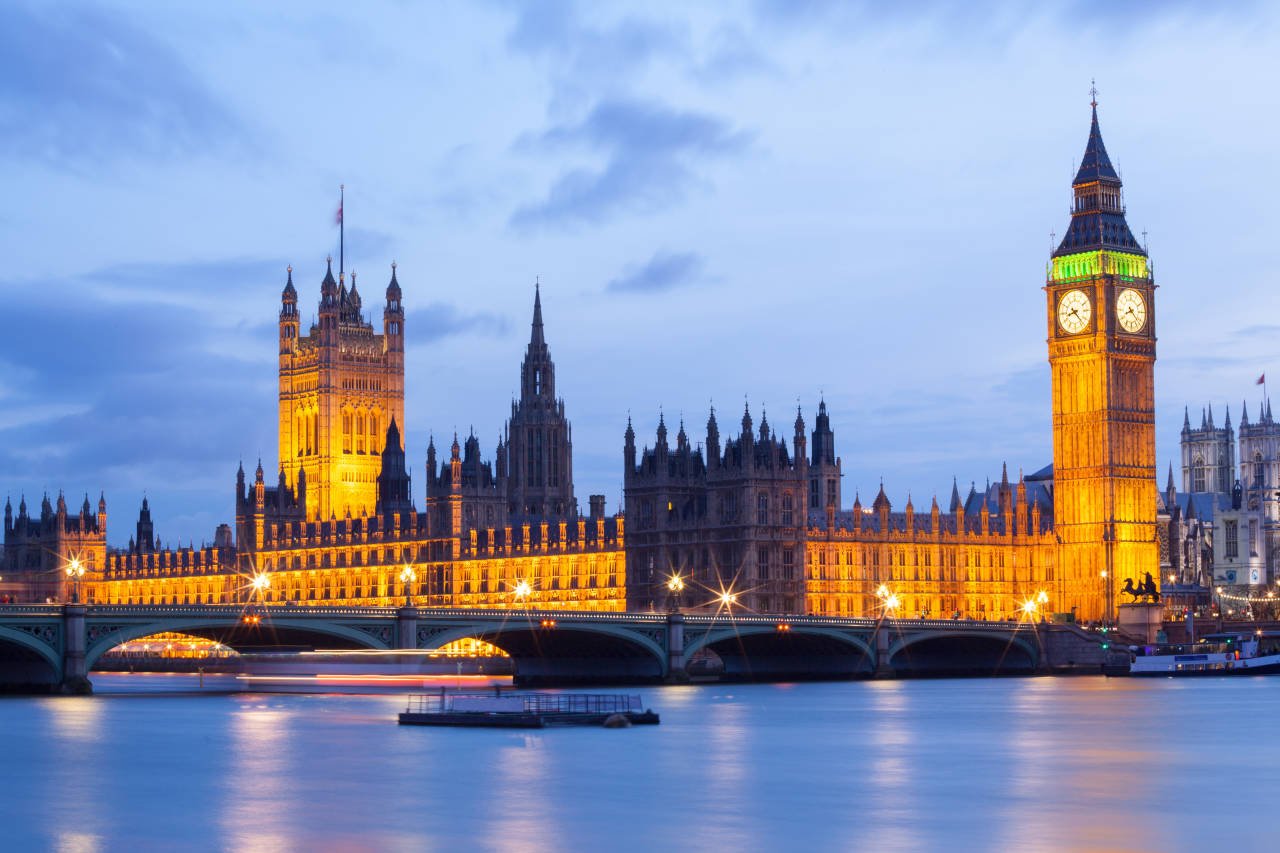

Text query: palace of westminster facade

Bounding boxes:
[6,101,1273,623]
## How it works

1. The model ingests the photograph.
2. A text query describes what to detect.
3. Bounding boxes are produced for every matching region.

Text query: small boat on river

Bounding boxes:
[398,691,660,728]
[1129,632,1280,676]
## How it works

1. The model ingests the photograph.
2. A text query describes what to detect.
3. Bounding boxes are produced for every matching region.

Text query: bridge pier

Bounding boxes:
[396,606,418,650]
[874,622,894,679]
[665,613,687,683]
[62,604,91,694]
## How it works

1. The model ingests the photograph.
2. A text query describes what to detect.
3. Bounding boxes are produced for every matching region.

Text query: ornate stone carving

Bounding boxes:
[416,626,452,647]
[355,624,392,645]
[15,624,59,649]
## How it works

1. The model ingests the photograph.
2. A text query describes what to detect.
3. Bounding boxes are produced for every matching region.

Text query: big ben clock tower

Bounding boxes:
[1047,92,1157,622]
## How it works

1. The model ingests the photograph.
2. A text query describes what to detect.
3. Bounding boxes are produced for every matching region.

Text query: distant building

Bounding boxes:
[1166,399,1280,608]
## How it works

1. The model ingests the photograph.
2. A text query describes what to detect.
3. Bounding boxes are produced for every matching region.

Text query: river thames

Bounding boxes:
[3,674,1276,851]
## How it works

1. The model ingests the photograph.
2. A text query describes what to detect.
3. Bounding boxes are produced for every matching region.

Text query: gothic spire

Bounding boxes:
[531,281,544,348]
[1053,91,1144,258]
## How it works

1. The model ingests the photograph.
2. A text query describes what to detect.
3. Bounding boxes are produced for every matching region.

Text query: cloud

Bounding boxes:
[0,3,242,168]
[607,250,705,293]
[407,303,510,341]
[510,97,752,227]
[504,1,688,87]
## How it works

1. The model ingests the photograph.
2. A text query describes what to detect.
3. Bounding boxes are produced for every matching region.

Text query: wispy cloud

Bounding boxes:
[408,303,510,341]
[0,3,242,168]
[607,250,705,293]
[511,97,752,228]
[505,1,688,89]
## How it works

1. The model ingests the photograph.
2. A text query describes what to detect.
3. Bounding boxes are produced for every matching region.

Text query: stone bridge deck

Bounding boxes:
[0,604,1123,692]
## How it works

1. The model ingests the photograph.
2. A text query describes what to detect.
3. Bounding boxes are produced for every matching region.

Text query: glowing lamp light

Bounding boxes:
[884,594,900,612]
[719,591,738,607]
[1022,599,1038,617]
[399,566,416,585]
[875,584,890,600]
[1035,590,1049,605]
[65,557,85,578]
[513,580,533,600]
[251,573,271,592]
[666,574,685,593]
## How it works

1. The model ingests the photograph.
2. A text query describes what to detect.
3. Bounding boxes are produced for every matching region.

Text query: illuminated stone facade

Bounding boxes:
[6,99,1165,626]
[278,260,405,521]
[1045,100,1158,621]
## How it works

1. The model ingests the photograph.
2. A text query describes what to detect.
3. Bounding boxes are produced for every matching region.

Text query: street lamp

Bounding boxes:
[250,572,271,602]
[666,574,685,612]
[512,580,532,604]
[1100,568,1111,626]
[65,557,85,604]
[399,565,416,607]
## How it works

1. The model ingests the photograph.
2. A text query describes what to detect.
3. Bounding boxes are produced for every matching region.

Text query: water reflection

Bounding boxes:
[5,675,1280,850]
[220,697,295,852]
[44,698,107,846]
[486,735,557,852]
[865,681,919,851]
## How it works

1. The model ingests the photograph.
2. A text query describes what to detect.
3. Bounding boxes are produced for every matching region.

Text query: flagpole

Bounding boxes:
[339,184,345,277]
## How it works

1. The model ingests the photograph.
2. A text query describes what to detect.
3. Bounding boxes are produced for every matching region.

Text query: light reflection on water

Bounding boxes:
[3,675,1280,851]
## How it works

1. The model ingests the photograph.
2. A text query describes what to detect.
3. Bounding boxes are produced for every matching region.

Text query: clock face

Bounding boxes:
[1116,287,1146,333]
[1057,289,1091,334]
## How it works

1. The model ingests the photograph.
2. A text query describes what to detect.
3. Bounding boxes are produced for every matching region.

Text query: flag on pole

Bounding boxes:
[335,200,343,225]
[1258,373,1266,386]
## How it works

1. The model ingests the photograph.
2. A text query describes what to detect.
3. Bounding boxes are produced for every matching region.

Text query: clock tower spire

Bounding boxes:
[1046,92,1157,623]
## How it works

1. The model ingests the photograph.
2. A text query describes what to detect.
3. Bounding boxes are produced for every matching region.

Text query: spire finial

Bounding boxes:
[1090,78,1097,108]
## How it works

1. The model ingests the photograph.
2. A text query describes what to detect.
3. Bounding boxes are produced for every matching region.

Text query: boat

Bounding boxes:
[398,691,660,728]
[1129,631,1280,676]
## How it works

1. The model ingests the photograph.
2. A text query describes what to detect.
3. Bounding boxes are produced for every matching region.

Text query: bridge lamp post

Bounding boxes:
[399,565,416,607]
[883,594,900,616]
[666,574,685,612]
[513,580,533,606]
[65,557,85,604]
[718,590,738,612]
[250,572,271,602]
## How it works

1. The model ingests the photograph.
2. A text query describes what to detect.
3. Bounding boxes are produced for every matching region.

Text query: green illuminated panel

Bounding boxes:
[1048,251,1149,282]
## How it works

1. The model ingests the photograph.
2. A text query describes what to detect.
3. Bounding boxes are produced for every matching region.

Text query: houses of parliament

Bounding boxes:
[5,99,1172,624]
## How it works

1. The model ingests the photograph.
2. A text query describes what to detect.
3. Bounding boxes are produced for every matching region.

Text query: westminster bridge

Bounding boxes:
[0,603,1123,692]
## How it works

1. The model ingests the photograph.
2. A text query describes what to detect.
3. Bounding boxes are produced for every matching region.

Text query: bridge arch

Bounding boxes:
[84,617,390,671]
[422,621,668,686]
[0,625,63,689]
[684,624,875,680]
[888,629,1039,677]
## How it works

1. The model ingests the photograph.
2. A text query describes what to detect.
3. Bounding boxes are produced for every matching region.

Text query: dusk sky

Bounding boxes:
[3,1,1278,547]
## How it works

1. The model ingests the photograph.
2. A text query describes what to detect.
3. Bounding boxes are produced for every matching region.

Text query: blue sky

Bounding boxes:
[3,1,1278,546]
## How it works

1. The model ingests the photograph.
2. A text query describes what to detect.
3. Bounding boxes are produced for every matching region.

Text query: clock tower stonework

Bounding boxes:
[1047,97,1158,622]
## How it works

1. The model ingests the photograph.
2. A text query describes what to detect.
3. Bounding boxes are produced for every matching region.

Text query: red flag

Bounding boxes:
[335,201,343,226]
[1258,373,1266,386]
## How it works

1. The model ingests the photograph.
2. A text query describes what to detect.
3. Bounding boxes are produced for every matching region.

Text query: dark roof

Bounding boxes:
[1053,105,1145,259]
[1073,105,1119,184]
